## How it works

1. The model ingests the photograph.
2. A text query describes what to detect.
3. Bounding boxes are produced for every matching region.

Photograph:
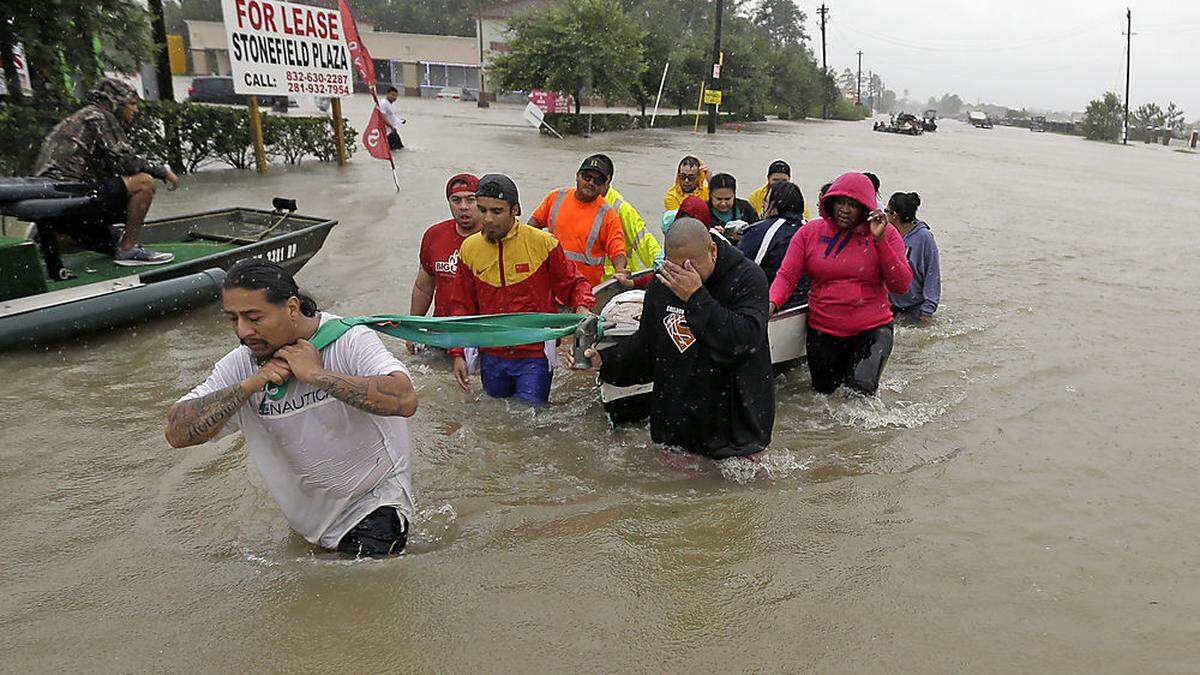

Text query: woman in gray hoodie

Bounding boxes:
[886,192,941,322]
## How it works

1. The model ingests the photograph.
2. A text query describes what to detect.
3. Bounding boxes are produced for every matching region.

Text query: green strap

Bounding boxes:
[309,312,591,350]
[268,313,592,396]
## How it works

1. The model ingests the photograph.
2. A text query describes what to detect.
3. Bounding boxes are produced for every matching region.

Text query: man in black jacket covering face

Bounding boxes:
[588,218,775,459]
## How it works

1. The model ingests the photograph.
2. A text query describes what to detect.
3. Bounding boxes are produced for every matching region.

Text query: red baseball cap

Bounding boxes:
[446,173,479,199]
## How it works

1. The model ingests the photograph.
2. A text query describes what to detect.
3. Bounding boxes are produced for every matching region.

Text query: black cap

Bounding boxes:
[578,154,614,180]
[476,174,519,207]
[768,160,791,177]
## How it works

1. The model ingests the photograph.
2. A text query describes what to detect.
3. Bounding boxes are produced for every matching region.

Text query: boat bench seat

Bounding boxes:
[0,237,49,301]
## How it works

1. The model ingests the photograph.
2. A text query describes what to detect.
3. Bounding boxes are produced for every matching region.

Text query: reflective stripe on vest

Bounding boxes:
[548,189,609,266]
[612,195,651,251]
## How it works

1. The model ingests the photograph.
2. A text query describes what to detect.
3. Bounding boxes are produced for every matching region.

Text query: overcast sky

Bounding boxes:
[806,0,1200,116]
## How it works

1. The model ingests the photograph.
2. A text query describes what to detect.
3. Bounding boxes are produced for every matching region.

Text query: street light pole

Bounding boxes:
[477,0,489,108]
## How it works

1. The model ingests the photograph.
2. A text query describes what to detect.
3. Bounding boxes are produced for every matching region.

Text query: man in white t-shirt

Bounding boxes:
[165,259,419,557]
[379,86,404,150]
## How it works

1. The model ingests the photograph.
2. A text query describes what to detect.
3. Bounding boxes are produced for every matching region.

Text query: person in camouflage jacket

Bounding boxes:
[34,78,181,266]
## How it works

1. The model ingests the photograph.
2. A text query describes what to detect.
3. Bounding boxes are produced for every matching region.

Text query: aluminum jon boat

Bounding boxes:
[0,179,336,350]
[591,269,808,424]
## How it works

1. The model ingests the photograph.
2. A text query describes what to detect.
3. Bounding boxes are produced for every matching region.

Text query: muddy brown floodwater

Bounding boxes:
[3,96,1200,672]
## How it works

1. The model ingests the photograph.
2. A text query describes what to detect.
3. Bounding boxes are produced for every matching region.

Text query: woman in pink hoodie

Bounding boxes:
[769,172,913,395]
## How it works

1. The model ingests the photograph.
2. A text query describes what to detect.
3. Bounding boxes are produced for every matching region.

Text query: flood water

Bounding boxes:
[3,97,1199,671]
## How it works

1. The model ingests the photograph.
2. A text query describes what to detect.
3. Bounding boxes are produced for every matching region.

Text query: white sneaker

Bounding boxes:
[114,245,175,266]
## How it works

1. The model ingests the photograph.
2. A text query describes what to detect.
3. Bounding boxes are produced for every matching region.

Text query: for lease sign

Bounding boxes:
[221,0,352,97]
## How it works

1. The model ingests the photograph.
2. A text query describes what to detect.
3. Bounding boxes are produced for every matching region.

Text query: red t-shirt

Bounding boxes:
[419,219,469,316]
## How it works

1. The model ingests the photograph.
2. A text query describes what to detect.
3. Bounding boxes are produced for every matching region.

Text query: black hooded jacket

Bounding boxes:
[600,237,774,459]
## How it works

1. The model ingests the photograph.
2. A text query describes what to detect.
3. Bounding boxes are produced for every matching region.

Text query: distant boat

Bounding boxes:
[968,111,993,129]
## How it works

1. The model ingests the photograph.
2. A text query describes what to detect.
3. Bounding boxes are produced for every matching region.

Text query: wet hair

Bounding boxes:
[708,173,736,193]
[386,86,398,94]
[223,258,318,317]
[818,182,833,199]
[863,172,881,194]
[767,181,805,216]
[887,192,921,223]
[678,156,701,170]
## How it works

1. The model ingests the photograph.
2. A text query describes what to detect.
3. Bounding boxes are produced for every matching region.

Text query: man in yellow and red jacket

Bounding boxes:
[448,174,595,404]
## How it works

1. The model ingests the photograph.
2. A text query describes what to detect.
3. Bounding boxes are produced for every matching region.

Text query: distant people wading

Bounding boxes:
[769,172,913,396]
[885,192,941,323]
[165,259,419,558]
[379,86,405,150]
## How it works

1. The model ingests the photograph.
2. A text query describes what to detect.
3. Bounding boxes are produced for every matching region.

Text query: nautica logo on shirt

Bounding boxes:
[258,388,331,417]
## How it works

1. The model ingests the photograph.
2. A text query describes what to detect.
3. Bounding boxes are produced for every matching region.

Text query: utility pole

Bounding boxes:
[856,50,862,106]
[476,0,489,108]
[818,4,829,118]
[706,0,724,134]
[1123,8,1131,144]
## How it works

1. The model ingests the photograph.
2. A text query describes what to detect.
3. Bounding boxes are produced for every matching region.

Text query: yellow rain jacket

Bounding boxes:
[746,183,811,221]
[603,186,663,281]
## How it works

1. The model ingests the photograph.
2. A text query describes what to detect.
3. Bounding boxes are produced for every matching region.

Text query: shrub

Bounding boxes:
[0,102,72,176]
[540,111,742,136]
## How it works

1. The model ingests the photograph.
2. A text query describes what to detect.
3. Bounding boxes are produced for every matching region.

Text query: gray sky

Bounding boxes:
[808,0,1200,116]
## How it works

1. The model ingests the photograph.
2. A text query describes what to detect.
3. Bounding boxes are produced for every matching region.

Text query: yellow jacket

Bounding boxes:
[603,187,663,281]
[746,183,811,220]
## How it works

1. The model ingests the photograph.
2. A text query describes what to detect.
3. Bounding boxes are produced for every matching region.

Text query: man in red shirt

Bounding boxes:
[408,173,481,353]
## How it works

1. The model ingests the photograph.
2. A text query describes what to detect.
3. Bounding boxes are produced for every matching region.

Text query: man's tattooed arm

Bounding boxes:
[165,384,250,448]
[310,371,418,417]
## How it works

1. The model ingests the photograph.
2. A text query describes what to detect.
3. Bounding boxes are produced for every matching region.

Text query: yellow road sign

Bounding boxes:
[703,89,723,105]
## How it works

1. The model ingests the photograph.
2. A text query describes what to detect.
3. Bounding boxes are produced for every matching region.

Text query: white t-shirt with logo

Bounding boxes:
[179,313,415,549]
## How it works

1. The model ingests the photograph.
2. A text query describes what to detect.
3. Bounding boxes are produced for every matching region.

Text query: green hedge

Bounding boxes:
[541,111,748,136]
[129,100,356,171]
[0,99,355,177]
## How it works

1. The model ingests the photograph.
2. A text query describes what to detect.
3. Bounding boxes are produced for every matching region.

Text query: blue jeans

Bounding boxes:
[480,354,552,404]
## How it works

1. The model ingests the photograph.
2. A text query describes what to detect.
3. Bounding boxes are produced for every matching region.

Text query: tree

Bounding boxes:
[1081,92,1124,142]
[750,0,807,47]
[1165,102,1185,133]
[490,0,646,114]
[1133,102,1164,130]
[937,93,963,116]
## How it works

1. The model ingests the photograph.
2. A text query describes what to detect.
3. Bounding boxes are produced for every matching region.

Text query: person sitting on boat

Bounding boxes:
[449,174,595,404]
[662,194,712,235]
[885,191,941,323]
[165,258,419,557]
[526,155,631,288]
[586,217,774,459]
[408,173,481,353]
[737,181,808,309]
[768,172,913,396]
[34,78,181,266]
[663,156,709,211]
[592,154,663,282]
[745,160,810,221]
[707,173,759,241]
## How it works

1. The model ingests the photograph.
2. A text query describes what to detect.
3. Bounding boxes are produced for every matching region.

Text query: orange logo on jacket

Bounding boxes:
[663,309,696,353]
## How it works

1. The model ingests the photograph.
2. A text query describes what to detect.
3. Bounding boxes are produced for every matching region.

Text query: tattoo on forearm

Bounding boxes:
[313,372,406,415]
[167,384,249,445]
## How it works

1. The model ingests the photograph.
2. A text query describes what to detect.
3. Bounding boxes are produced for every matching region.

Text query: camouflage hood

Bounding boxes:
[86,78,138,115]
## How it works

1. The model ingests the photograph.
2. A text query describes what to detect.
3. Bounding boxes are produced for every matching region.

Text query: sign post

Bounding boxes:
[331,97,346,166]
[220,0,354,174]
[247,94,268,173]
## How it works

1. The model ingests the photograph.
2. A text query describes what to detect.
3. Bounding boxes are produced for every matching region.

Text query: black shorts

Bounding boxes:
[336,506,408,557]
[387,130,404,150]
[91,175,129,222]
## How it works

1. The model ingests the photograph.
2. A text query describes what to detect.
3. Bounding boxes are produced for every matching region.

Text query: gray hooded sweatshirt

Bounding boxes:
[888,220,941,316]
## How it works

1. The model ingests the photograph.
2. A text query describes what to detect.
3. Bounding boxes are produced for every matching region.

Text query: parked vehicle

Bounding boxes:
[435,87,476,101]
[186,76,296,109]
[1030,115,1047,132]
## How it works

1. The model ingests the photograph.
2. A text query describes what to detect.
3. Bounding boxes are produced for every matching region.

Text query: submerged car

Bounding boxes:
[186,76,296,109]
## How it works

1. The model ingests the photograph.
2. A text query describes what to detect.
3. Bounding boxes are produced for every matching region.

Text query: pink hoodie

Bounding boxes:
[769,172,913,337]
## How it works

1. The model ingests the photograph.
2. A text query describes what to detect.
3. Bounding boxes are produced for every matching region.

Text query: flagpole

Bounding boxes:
[338,0,399,191]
